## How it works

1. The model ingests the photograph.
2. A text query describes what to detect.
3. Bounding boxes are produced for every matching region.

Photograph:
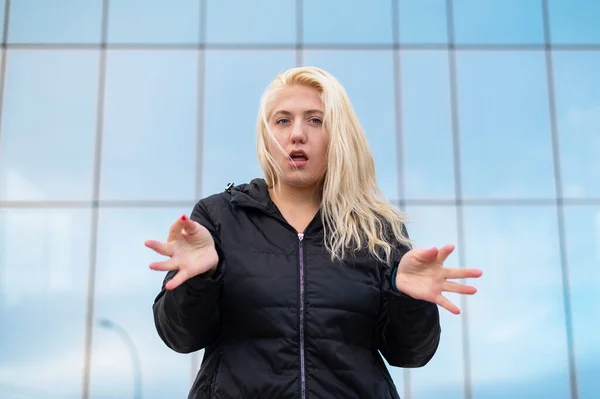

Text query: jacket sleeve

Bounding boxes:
[376,227,441,368]
[152,199,225,354]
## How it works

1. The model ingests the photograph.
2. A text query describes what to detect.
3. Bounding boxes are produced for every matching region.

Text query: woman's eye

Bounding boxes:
[310,118,322,125]
[277,118,290,125]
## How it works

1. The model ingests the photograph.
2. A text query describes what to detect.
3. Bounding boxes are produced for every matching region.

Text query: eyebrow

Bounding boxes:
[272,109,324,117]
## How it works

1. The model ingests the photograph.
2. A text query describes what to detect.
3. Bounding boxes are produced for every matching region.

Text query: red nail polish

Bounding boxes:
[181,215,187,221]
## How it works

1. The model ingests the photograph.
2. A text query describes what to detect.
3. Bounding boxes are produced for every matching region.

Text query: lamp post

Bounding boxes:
[98,318,143,399]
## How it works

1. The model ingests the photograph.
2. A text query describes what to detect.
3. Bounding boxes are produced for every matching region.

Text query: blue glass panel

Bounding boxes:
[89,207,192,398]
[403,205,464,399]
[100,50,198,201]
[464,205,570,398]
[0,0,5,39]
[456,51,556,199]
[303,0,393,45]
[202,50,295,196]
[108,0,201,44]
[453,0,544,45]
[0,50,99,201]
[206,0,295,44]
[548,0,600,44]
[398,0,447,44]
[0,208,91,397]
[400,50,455,199]
[8,0,102,43]
[553,51,600,198]
[302,50,398,200]
[563,205,600,399]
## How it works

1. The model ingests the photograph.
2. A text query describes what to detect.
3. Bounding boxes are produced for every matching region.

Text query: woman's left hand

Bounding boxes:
[395,245,482,315]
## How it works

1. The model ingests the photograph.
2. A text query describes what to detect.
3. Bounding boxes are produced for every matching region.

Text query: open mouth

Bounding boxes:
[288,150,309,167]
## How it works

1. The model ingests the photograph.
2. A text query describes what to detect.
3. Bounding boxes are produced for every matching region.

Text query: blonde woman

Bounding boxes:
[147,66,482,399]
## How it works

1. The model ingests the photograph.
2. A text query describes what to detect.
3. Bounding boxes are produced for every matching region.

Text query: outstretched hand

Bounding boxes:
[395,245,482,314]
[145,215,219,290]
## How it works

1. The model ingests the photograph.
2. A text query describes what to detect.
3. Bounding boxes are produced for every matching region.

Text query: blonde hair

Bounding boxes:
[256,66,412,266]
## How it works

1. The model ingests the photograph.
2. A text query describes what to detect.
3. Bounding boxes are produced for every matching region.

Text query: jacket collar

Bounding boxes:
[228,178,324,237]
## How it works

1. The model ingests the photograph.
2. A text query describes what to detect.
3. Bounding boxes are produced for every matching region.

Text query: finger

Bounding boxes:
[149,258,179,272]
[144,239,173,257]
[436,244,455,262]
[165,269,189,290]
[443,281,477,295]
[436,294,461,315]
[444,268,483,280]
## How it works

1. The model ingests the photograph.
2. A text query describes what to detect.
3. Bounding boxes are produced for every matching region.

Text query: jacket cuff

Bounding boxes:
[391,266,400,293]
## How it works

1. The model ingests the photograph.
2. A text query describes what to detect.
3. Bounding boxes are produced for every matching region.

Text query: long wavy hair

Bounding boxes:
[256,66,412,266]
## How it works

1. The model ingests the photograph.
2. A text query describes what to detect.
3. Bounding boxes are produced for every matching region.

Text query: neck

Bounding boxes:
[269,182,321,210]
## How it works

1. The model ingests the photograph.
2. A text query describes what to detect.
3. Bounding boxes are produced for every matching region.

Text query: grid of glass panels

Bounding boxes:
[1,1,599,398]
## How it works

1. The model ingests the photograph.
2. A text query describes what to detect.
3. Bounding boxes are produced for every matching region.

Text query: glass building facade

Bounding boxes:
[0,1,599,398]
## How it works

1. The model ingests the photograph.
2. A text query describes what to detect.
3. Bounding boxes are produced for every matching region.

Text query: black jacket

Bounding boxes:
[153,179,441,399]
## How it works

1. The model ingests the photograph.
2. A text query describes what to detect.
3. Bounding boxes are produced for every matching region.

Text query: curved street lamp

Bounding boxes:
[98,318,143,399]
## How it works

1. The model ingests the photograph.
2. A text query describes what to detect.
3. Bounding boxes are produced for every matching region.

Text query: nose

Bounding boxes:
[290,119,307,144]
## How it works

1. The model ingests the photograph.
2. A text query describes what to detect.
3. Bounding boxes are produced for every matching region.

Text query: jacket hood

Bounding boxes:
[228,178,279,214]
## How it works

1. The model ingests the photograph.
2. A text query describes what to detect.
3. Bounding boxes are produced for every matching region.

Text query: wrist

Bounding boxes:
[393,267,414,296]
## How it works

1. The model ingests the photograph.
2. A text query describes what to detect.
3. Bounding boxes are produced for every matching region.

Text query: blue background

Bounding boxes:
[0,1,599,398]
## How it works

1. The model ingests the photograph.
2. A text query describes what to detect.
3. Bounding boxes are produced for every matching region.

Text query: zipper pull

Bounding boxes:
[298,233,304,241]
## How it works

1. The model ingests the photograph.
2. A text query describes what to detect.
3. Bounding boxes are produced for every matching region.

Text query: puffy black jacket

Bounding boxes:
[153,179,441,399]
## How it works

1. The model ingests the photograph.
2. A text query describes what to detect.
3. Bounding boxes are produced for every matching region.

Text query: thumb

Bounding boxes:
[180,214,201,235]
[414,247,438,263]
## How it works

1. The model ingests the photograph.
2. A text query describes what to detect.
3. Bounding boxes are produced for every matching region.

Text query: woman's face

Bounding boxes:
[267,84,329,189]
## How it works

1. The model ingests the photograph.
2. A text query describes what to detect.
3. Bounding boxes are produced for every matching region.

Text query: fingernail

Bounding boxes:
[181,215,187,221]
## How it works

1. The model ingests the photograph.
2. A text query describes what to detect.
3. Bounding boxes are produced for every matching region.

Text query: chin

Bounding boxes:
[281,171,322,189]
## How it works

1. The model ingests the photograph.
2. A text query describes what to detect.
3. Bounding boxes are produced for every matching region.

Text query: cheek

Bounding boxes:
[314,139,329,170]
[317,135,329,157]
[266,134,287,157]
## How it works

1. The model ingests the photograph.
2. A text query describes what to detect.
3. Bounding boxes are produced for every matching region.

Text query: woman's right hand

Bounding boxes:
[145,215,219,290]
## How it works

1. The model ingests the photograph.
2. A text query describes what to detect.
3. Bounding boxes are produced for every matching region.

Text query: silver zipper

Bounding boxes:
[298,232,306,399]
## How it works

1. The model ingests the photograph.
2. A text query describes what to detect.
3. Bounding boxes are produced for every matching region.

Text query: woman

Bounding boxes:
[147,66,482,398]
